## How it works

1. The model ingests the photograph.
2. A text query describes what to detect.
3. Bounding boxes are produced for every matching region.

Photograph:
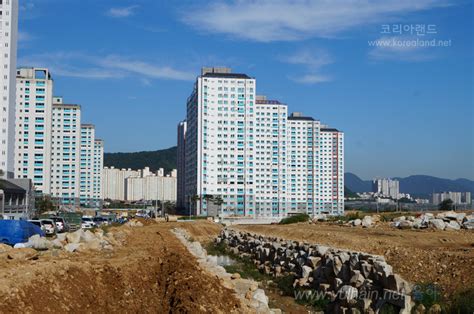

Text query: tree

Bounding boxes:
[212,196,224,217]
[35,195,55,215]
[439,199,454,211]
[190,194,201,216]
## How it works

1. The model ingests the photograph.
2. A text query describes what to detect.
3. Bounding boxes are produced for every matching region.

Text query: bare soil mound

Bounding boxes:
[0,222,241,313]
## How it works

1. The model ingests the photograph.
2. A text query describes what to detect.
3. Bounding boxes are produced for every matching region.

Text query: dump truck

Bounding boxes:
[57,212,82,231]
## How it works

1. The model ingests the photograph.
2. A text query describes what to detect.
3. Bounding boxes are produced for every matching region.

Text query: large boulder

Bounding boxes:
[393,216,406,222]
[444,221,461,231]
[64,243,82,253]
[82,230,97,243]
[463,215,474,229]
[429,219,446,230]
[386,274,412,294]
[27,234,51,250]
[398,220,413,229]
[361,216,373,228]
[66,230,84,244]
[301,265,313,279]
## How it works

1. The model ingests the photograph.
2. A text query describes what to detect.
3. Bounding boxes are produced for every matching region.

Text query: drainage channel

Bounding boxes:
[174,228,313,313]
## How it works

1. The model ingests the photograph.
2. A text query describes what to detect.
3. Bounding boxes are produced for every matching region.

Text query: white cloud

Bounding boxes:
[368,35,437,61]
[107,5,140,18]
[98,56,195,81]
[18,52,194,81]
[181,0,452,42]
[281,49,333,84]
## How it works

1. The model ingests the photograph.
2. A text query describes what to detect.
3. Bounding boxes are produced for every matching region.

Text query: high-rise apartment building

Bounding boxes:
[14,68,53,194]
[79,124,95,206]
[181,67,344,217]
[92,139,104,202]
[50,97,81,206]
[372,178,399,199]
[176,120,187,208]
[185,67,256,216]
[254,96,288,217]
[0,0,18,178]
[319,126,344,213]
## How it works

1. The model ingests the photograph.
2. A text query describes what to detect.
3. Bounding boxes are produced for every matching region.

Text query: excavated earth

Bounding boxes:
[0,221,242,313]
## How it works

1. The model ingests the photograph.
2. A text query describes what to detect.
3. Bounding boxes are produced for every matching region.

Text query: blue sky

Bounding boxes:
[18,0,473,180]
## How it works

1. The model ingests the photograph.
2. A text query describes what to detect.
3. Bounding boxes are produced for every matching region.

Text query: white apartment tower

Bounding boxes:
[0,0,18,178]
[176,120,187,208]
[14,68,53,194]
[185,67,256,216]
[287,113,322,214]
[50,97,81,206]
[254,96,288,217]
[92,139,104,202]
[79,124,95,206]
[182,67,344,217]
[319,126,344,213]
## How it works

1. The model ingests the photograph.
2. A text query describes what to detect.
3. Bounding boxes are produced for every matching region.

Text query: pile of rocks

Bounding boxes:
[217,229,412,313]
[390,211,473,230]
[347,215,381,228]
[12,228,126,253]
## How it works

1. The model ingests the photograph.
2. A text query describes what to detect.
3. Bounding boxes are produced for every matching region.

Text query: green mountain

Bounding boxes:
[104,146,177,172]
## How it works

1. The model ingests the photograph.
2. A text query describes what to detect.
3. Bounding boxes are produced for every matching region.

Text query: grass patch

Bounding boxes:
[280,214,310,225]
[445,288,474,313]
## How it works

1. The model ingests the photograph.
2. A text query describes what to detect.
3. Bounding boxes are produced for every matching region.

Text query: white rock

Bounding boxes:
[253,289,269,306]
[353,219,362,226]
[66,230,84,244]
[445,221,461,231]
[82,230,97,243]
[393,216,406,222]
[64,243,82,252]
[27,234,51,250]
[56,233,67,242]
[51,238,64,249]
[302,265,312,279]
[398,220,413,229]
[361,216,373,228]
[429,219,446,230]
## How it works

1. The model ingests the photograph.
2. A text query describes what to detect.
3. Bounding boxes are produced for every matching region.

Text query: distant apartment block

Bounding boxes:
[180,67,344,218]
[432,191,471,205]
[0,0,18,178]
[11,66,105,208]
[103,166,177,202]
[372,178,400,199]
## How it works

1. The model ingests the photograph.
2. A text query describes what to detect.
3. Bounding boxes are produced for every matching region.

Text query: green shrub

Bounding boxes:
[280,214,310,225]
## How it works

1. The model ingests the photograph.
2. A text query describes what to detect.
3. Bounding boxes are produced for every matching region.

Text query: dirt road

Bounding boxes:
[234,222,474,298]
[0,222,241,313]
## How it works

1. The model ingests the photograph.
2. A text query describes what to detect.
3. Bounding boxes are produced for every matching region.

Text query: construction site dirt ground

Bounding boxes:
[1,220,473,312]
[0,221,242,313]
[233,222,474,299]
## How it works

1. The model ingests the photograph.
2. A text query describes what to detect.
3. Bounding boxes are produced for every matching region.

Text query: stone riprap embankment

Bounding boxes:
[217,229,413,314]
